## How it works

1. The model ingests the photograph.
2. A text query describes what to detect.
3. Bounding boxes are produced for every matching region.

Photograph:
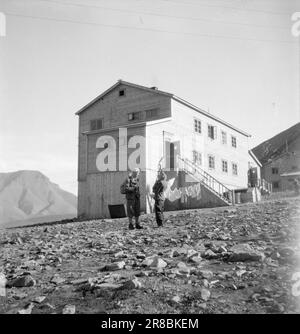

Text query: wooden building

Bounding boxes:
[76,80,260,219]
[252,122,300,192]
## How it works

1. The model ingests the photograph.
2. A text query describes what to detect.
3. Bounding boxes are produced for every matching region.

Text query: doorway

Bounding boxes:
[164,139,180,171]
[248,167,258,187]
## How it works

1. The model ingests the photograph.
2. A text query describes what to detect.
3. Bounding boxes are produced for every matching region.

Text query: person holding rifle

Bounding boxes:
[121,168,143,230]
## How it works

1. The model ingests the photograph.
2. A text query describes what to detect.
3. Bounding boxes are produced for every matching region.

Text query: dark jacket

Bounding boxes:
[152,179,168,201]
[125,177,140,201]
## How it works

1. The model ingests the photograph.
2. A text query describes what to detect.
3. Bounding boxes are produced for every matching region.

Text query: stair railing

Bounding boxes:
[177,156,234,204]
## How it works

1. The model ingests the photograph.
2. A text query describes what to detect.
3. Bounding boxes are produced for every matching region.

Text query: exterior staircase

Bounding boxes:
[176,156,234,206]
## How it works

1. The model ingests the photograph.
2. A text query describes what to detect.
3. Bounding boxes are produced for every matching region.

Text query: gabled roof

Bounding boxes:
[249,150,262,167]
[171,95,250,137]
[75,80,173,115]
[76,80,251,137]
[252,122,300,165]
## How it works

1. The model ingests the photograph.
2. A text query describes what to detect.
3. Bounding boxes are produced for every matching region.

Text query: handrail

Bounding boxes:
[177,157,230,190]
[177,156,233,204]
[182,158,232,192]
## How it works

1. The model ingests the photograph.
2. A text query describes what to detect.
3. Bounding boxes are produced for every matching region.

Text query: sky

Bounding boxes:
[0,0,299,195]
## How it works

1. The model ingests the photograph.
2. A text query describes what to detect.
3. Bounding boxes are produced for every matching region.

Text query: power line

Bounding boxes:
[36,0,289,31]
[158,0,293,16]
[5,11,297,45]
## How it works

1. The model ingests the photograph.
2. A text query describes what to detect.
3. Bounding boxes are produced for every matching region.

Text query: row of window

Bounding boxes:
[193,150,238,175]
[89,108,159,131]
[272,166,297,175]
[128,108,159,121]
[194,118,237,148]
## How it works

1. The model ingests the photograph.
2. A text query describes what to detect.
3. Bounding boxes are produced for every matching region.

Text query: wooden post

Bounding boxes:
[232,190,235,206]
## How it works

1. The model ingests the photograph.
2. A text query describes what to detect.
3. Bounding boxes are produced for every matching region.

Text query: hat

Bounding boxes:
[133,168,140,173]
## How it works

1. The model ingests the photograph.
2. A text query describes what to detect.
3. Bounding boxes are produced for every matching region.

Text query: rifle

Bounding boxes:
[157,157,163,176]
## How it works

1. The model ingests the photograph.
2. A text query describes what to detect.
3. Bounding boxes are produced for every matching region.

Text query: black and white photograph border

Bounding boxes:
[0,0,300,317]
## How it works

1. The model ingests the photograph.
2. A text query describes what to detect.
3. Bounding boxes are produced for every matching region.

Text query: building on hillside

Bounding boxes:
[76,80,261,219]
[252,122,300,192]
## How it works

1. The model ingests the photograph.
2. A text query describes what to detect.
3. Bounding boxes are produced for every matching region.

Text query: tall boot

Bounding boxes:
[128,218,134,230]
[135,217,143,229]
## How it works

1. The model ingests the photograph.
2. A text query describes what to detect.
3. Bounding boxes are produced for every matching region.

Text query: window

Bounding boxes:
[221,131,227,145]
[146,108,159,119]
[272,181,280,189]
[90,118,103,131]
[222,160,228,173]
[272,167,279,174]
[208,155,215,169]
[231,136,237,148]
[119,89,125,97]
[194,119,201,134]
[128,111,142,121]
[208,125,217,140]
[193,151,202,166]
[232,163,238,176]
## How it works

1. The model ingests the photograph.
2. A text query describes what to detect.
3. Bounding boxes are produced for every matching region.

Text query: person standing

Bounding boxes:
[122,168,143,230]
[152,171,168,227]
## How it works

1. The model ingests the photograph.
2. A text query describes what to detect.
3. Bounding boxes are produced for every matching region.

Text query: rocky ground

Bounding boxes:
[0,197,300,314]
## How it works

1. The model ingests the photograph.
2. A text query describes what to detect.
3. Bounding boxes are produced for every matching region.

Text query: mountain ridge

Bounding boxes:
[0,170,77,227]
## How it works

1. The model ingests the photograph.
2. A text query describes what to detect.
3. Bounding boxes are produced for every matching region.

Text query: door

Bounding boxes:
[164,140,180,171]
[248,167,258,187]
[164,140,171,170]
[170,142,175,170]
[172,140,180,170]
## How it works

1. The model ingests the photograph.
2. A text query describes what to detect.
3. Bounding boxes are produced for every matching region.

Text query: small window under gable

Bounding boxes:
[119,89,126,97]
[90,118,103,131]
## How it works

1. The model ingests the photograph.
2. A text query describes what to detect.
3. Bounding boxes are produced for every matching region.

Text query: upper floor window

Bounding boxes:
[221,131,227,145]
[208,125,217,140]
[208,155,215,169]
[194,119,201,134]
[146,108,159,119]
[232,162,238,175]
[231,136,237,148]
[193,150,202,166]
[222,160,228,173]
[272,167,279,174]
[119,89,126,97]
[90,118,103,131]
[128,111,142,121]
